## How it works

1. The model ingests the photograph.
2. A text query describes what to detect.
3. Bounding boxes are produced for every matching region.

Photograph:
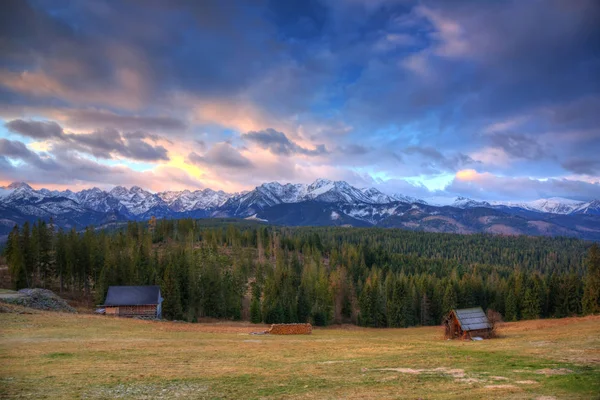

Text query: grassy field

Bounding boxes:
[1,313,599,399]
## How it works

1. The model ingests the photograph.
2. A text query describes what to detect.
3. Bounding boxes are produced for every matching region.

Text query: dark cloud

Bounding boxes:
[63,128,169,161]
[403,146,476,172]
[5,119,169,161]
[5,119,64,139]
[0,138,58,169]
[488,133,547,160]
[188,143,253,169]
[242,128,328,156]
[561,159,600,176]
[63,109,187,132]
[336,144,371,155]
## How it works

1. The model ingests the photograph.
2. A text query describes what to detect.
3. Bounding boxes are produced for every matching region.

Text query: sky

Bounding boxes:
[1,0,599,201]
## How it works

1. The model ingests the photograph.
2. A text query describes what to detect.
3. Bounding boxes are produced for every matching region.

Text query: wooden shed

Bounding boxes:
[443,307,492,339]
[101,285,163,319]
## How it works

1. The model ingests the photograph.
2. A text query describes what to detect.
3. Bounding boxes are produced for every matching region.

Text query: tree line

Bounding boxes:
[3,218,600,326]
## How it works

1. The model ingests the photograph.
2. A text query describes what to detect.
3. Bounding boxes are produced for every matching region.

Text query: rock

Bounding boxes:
[0,288,76,313]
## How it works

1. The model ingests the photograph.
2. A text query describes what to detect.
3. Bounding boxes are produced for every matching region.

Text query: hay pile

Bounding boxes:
[267,323,312,335]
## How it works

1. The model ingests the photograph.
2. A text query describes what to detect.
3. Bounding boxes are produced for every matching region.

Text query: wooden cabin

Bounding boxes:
[101,285,163,319]
[444,307,492,339]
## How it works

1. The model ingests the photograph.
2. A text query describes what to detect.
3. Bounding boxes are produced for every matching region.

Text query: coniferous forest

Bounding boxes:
[3,218,600,326]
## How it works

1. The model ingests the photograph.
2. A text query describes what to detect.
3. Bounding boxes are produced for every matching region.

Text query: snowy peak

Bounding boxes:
[6,182,33,190]
[361,187,394,204]
[572,200,600,215]
[453,197,491,209]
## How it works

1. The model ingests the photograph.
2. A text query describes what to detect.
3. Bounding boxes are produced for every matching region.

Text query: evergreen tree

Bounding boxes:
[582,244,600,314]
[161,263,183,320]
[297,283,311,323]
[504,288,518,322]
[442,282,457,315]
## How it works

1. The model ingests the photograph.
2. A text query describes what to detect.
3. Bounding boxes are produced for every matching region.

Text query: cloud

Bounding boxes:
[403,146,476,172]
[488,133,547,160]
[561,159,600,176]
[58,109,187,132]
[242,128,328,156]
[0,138,59,170]
[5,119,64,139]
[0,0,598,199]
[188,142,253,169]
[5,119,169,161]
[447,169,600,201]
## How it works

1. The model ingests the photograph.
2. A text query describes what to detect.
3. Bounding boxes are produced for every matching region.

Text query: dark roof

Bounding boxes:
[103,286,162,306]
[453,307,491,331]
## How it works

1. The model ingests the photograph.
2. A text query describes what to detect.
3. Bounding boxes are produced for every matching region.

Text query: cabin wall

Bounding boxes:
[107,305,158,318]
[466,328,493,339]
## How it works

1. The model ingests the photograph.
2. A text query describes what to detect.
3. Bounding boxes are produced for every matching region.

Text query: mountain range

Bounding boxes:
[1,179,599,241]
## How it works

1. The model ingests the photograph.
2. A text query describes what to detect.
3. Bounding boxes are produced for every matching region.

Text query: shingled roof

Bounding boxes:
[103,286,162,306]
[453,307,491,331]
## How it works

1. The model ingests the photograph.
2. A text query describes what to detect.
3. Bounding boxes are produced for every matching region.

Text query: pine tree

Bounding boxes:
[297,283,311,323]
[521,276,543,320]
[504,288,518,321]
[442,282,457,315]
[420,293,431,326]
[161,263,183,320]
[5,225,27,289]
[582,244,600,314]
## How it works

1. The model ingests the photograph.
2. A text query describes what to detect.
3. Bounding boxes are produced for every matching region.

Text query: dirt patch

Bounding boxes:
[485,224,521,235]
[489,376,509,381]
[318,360,356,365]
[484,384,517,389]
[376,368,421,374]
[516,380,538,385]
[83,381,209,399]
[455,378,482,384]
[535,368,572,376]
[371,367,466,378]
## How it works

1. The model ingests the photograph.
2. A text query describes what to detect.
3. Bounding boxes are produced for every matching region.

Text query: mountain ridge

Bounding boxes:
[1,179,599,241]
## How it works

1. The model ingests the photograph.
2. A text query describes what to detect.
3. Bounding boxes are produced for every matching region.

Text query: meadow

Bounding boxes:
[1,312,599,399]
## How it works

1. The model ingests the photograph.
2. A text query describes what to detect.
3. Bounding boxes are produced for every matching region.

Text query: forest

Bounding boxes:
[3,218,600,327]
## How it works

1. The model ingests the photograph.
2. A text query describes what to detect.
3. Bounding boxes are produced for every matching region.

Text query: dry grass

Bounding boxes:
[1,313,599,399]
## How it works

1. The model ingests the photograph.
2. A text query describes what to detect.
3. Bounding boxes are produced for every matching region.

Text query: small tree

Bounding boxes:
[486,309,503,338]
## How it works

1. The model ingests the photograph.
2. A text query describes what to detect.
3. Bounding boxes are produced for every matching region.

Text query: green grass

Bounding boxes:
[1,313,599,399]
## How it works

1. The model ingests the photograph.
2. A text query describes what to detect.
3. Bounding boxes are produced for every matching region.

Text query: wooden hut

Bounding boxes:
[101,285,163,318]
[443,307,492,339]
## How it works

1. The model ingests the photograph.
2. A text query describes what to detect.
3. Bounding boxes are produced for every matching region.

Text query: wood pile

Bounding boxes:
[267,323,312,335]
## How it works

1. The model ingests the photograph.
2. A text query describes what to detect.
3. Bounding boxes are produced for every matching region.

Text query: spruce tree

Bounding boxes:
[582,244,600,314]
[161,263,183,320]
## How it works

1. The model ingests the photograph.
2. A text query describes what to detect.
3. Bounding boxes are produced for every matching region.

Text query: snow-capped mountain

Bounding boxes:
[1,179,599,241]
[572,200,600,215]
[158,189,232,212]
[491,197,585,215]
[452,197,492,209]
[425,195,591,215]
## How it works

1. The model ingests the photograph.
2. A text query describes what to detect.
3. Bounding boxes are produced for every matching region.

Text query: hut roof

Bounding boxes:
[103,286,162,306]
[452,307,491,331]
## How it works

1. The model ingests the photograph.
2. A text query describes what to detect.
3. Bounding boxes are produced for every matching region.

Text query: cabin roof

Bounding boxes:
[103,285,162,306]
[452,307,491,331]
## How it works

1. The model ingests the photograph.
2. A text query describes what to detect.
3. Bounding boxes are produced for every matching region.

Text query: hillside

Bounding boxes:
[1,312,598,399]
[3,219,598,329]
